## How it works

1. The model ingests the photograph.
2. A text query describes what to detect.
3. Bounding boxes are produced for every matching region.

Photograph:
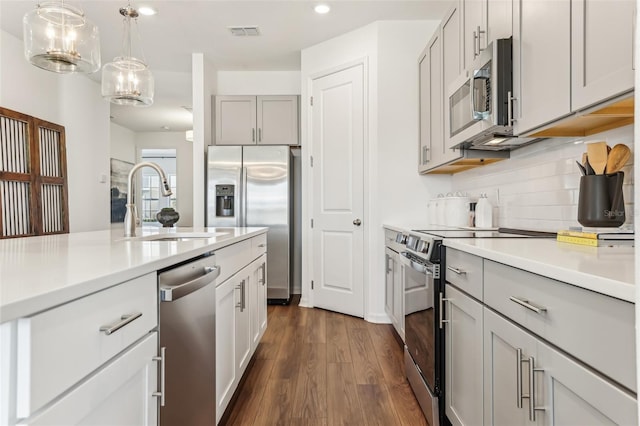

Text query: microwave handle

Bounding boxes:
[472,68,490,119]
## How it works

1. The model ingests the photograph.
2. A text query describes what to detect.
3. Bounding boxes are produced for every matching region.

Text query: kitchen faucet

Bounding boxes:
[124,162,173,237]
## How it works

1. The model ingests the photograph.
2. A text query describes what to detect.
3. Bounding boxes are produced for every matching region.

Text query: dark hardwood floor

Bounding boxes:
[221,298,427,426]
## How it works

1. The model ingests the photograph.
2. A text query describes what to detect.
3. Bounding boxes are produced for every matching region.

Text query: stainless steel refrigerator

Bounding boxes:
[207,145,292,302]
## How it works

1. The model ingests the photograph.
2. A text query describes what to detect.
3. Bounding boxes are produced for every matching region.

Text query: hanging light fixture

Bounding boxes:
[101,3,154,106]
[22,1,101,73]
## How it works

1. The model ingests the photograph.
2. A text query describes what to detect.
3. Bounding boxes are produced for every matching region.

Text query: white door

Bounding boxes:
[311,63,365,318]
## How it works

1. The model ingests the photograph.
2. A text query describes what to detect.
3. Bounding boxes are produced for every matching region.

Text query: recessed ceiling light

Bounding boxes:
[138,6,157,16]
[314,4,330,14]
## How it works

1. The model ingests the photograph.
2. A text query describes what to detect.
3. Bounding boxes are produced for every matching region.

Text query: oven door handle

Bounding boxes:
[400,251,433,275]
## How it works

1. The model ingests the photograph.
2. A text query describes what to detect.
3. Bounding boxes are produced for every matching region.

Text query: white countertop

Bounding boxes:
[443,238,635,303]
[0,226,267,323]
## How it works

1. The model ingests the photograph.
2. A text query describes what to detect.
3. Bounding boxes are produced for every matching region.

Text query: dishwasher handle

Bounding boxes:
[160,266,220,302]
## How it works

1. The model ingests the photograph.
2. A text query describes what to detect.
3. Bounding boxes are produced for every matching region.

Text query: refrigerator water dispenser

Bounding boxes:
[215,185,235,217]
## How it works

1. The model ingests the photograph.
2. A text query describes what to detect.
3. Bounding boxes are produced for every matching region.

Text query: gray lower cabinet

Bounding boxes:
[484,308,637,426]
[384,247,403,341]
[444,284,483,426]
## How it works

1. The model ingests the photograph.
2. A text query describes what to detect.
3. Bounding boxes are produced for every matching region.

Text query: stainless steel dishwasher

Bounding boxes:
[158,252,220,426]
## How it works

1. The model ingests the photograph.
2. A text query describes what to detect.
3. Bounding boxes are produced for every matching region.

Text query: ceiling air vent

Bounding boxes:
[228,26,260,36]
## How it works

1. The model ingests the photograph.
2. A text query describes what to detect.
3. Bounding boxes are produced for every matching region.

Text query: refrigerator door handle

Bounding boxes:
[242,166,248,227]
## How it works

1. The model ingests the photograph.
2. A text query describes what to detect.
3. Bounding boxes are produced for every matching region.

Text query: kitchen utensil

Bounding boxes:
[583,155,595,175]
[605,144,631,174]
[575,160,586,176]
[586,142,608,174]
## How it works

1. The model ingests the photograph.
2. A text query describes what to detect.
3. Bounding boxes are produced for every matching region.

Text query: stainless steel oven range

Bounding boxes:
[399,227,556,426]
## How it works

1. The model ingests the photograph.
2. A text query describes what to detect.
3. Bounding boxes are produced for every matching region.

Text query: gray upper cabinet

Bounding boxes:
[571,0,635,111]
[214,95,299,146]
[512,0,572,135]
[419,30,445,172]
[461,0,512,71]
[461,0,487,70]
[513,0,634,137]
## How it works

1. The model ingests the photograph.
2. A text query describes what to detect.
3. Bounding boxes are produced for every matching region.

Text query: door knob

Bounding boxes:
[353,219,362,226]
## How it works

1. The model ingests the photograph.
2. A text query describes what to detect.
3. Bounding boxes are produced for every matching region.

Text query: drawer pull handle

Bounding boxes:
[152,346,166,406]
[509,296,547,314]
[99,312,142,335]
[446,266,466,275]
[258,243,266,248]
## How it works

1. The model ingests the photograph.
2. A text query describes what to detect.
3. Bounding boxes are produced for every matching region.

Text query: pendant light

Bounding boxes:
[22,1,101,73]
[101,4,154,106]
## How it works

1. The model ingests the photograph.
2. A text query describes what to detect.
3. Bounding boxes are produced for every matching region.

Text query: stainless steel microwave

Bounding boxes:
[446,37,536,150]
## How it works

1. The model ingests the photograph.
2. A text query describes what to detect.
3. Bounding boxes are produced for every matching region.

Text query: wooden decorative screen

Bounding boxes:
[0,107,68,238]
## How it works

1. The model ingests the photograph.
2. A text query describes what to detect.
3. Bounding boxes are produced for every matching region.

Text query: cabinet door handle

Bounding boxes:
[258,243,266,248]
[152,346,166,406]
[422,146,429,164]
[476,26,485,55]
[259,263,266,286]
[509,296,547,314]
[508,91,516,125]
[236,280,246,311]
[258,128,262,142]
[446,265,466,275]
[99,312,142,335]
[527,356,545,421]
[516,348,523,408]
[252,128,256,142]
[473,30,478,57]
[439,292,450,329]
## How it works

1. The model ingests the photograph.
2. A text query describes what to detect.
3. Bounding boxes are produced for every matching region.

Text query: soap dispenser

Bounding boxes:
[476,193,494,228]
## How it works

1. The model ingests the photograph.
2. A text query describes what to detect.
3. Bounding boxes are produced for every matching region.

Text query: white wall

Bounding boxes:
[1,30,110,233]
[452,125,634,231]
[135,132,195,227]
[192,53,217,227]
[217,71,301,95]
[110,123,136,163]
[301,20,447,322]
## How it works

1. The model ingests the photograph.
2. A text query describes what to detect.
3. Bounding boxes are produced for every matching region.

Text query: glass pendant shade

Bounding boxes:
[23,2,100,73]
[101,5,154,106]
[102,57,154,106]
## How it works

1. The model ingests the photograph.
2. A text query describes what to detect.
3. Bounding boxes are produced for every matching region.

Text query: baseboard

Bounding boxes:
[365,312,392,324]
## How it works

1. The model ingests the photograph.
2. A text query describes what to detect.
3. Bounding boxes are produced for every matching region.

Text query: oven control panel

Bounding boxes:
[406,235,430,254]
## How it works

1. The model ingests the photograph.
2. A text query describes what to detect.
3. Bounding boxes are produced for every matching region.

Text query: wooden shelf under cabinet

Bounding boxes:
[421,150,509,174]
[528,95,634,138]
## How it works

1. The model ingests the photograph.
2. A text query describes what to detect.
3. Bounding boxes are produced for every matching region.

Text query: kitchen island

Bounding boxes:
[0,226,267,426]
[0,226,267,322]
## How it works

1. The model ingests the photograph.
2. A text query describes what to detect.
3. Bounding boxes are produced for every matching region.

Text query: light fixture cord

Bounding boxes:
[133,16,147,63]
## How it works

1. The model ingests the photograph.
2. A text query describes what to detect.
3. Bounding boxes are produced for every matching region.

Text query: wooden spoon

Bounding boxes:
[605,144,631,174]
[586,142,609,174]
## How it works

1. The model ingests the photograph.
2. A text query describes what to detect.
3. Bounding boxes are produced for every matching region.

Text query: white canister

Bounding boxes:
[475,193,494,228]
[446,192,470,227]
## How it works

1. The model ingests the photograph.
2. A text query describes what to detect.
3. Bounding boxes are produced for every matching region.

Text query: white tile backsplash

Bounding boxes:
[451,125,634,232]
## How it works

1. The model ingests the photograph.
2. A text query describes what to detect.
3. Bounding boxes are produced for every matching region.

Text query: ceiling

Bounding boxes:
[1,0,451,133]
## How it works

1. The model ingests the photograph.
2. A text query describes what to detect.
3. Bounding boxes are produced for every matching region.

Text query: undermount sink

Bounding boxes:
[124,232,229,242]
